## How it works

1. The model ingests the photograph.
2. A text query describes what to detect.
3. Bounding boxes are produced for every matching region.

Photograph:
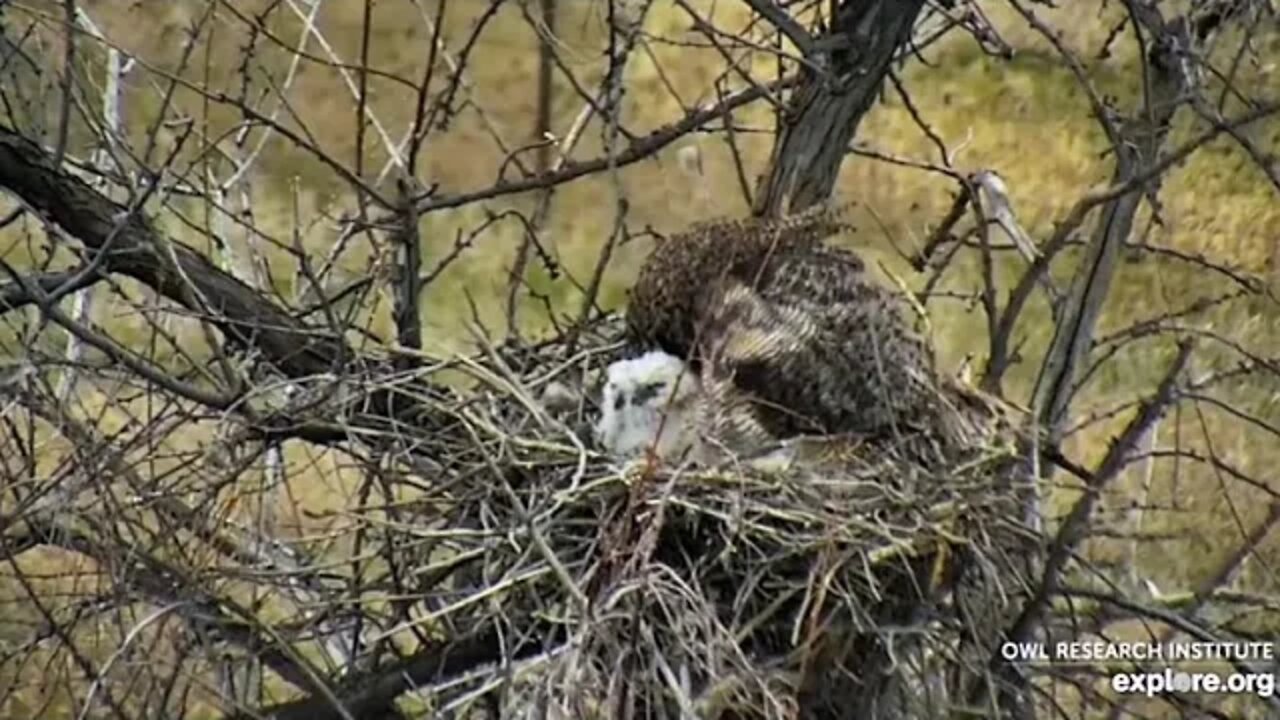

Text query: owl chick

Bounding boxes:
[595,351,701,461]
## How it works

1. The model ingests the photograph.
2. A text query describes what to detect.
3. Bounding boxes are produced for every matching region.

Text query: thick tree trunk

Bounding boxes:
[753,0,926,217]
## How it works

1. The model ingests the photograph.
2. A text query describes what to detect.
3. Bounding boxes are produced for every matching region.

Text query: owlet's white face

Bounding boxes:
[595,351,701,461]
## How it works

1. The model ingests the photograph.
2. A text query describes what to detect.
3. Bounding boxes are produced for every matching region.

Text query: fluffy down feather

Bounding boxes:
[595,351,702,461]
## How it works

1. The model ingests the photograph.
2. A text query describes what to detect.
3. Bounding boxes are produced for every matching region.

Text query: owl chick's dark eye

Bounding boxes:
[632,381,665,406]
[613,394,627,410]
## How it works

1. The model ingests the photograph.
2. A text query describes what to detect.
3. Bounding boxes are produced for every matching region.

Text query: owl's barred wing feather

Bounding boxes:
[695,364,779,461]
[695,247,939,447]
[693,278,816,458]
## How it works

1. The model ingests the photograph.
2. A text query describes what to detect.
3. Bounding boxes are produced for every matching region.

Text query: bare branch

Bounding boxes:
[740,0,815,56]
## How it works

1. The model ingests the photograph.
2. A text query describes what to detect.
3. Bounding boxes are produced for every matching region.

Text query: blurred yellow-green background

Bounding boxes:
[0,3,1278,715]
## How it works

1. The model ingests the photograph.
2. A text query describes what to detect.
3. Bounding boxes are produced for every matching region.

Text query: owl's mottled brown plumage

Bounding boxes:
[626,209,1005,462]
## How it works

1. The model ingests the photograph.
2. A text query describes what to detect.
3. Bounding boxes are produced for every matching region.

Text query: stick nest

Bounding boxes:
[388,319,1035,719]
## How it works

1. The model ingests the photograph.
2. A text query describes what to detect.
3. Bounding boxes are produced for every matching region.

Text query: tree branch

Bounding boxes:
[246,624,563,720]
[741,0,815,55]
[0,265,103,314]
[753,0,927,216]
[410,75,795,217]
[978,340,1194,710]
[0,125,353,375]
[1031,10,1193,443]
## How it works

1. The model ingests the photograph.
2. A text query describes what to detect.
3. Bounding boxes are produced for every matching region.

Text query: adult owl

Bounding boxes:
[597,208,1005,465]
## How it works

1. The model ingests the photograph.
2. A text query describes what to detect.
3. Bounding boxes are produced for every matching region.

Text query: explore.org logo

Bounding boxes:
[999,641,1277,698]
[1110,668,1276,698]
